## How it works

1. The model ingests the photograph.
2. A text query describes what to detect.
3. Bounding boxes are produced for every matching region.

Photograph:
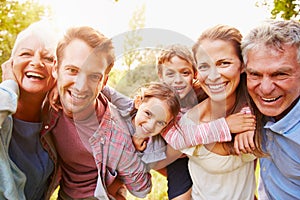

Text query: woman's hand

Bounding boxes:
[1,58,15,81]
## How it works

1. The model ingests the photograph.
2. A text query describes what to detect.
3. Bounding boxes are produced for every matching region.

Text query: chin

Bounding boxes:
[257,106,280,117]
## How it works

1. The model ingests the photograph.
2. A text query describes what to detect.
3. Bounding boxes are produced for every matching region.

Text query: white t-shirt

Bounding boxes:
[181,114,256,200]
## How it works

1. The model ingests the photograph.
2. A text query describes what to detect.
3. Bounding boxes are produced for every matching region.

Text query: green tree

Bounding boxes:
[272,0,299,20]
[0,0,49,80]
[115,61,159,97]
[123,4,146,70]
[257,0,299,20]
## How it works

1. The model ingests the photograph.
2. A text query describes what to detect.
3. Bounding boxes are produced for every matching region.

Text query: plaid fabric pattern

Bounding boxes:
[90,100,151,198]
[40,94,151,199]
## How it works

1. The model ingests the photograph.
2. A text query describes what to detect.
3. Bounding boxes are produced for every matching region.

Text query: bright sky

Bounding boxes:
[40,0,271,41]
[38,0,271,69]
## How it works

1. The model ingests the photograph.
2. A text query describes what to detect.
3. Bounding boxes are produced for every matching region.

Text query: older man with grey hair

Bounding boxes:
[242,19,300,199]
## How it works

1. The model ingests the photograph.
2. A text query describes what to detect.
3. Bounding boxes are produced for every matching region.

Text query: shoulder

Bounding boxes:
[105,103,134,141]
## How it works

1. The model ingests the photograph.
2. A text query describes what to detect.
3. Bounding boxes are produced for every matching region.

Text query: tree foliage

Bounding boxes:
[0,0,49,71]
[272,0,299,20]
[258,0,300,20]
[114,61,159,97]
[122,4,146,70]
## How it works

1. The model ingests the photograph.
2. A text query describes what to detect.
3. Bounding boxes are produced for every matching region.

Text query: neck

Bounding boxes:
[274,95,300,121]
[13,92,46,122]
[207,95,237,120]
[66,100,98,121]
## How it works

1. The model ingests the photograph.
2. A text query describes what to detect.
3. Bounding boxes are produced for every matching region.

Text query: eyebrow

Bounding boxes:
[64,64,78,68]
[197,61,209,65]
[246,66,293,73]
[245,67,257,73]
[18,48,32,52]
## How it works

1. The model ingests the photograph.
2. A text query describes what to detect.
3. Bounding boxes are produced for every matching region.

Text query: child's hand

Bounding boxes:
[107,178,127,200]
[234,130,255,155]
[132,135,149,152]
[47,85,62,112]
[225,112,256,134]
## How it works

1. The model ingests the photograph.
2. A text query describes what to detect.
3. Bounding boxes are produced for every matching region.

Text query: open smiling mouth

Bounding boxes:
[207,83,227,93]
[26,72,45,79]
[174,86,186,92]
[69,91,87,100]
[261,96,282,102]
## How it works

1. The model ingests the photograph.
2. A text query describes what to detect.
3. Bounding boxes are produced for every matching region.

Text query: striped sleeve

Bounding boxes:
[162,116,231,150]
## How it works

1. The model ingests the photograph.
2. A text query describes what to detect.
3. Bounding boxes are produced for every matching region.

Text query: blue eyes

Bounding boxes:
[198,61,232,71]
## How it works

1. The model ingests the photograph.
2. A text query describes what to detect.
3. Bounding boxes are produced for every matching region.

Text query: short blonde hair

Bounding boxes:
[11,20,60,58]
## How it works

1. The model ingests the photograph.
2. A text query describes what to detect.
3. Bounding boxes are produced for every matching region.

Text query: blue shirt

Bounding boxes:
[9,118,54,200]
[259,99,300,199]
[0,80,26,200]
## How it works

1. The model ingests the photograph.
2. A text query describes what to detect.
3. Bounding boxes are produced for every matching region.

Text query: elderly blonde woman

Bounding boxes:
[0,20,59,200]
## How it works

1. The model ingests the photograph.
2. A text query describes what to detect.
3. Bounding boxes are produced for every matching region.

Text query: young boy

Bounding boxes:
[156,44,198,199]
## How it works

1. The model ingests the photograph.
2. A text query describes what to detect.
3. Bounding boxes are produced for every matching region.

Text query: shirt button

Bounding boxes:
[263,167,266,171]
[44,125,49,129]
[100,136,105,144]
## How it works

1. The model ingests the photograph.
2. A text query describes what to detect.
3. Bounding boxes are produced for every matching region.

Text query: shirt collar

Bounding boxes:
[264,99,300,134]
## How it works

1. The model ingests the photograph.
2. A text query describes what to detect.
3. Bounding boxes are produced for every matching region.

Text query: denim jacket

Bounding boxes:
[0,80,26,200]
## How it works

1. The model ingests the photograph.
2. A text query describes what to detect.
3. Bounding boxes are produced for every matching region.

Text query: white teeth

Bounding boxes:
[261,97,279,102]
[208,83,226,90]
[174,86,185,90]
[26,72,45,79]
[71,93,86,99]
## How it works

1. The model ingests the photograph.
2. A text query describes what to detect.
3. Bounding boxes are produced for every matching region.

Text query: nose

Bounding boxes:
[207,66,221,81]
[30,53,45,68]
[174,73,183,83]
[74,73,88,91]
[259,76,275,95]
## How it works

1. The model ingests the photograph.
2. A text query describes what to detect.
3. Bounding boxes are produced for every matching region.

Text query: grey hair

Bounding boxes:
[241,20,300,65]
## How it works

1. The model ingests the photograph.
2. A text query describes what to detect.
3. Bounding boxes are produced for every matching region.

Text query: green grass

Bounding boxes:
[127,170,168,200]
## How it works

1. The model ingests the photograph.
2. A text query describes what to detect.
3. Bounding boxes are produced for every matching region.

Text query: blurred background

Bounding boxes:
[1,0,299,199]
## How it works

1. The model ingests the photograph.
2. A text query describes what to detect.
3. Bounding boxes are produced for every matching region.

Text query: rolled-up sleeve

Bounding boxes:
[0,80,19,114]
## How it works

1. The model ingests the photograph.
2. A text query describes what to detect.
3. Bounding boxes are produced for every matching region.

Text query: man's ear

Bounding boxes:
[194,71,198,79]
[103,74,109,86]
[158,72,163,81]
[52,64,58,79]
[134,95,142,109]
